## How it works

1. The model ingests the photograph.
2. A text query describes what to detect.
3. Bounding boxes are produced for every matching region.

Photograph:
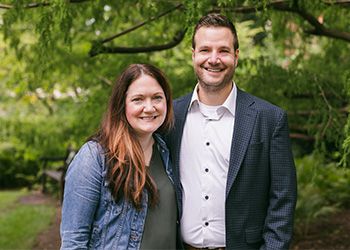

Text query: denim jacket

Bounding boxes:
[60,134,174,250]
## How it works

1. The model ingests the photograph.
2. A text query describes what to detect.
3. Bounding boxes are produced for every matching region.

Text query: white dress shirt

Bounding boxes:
[180,83,237,248]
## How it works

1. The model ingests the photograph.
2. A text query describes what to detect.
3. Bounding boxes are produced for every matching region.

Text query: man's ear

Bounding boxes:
[235,49,239,66]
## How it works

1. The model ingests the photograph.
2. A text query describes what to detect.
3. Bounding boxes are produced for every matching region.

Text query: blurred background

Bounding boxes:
[0,0,349,249]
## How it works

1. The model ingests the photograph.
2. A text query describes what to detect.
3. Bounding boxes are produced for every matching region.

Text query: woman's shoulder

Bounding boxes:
[78,140,103,154]
[153,133,168,151]
[74,140,106,166]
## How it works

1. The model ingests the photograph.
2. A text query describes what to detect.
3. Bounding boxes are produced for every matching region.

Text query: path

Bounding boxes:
[291,209,350,250]
[19,191,61,250]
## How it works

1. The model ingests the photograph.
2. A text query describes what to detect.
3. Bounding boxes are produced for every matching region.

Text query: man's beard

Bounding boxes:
[197,68,235,93]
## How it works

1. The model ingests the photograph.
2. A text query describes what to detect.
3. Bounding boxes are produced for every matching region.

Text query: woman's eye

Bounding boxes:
[152,96,163,102]
[132,98,142,102]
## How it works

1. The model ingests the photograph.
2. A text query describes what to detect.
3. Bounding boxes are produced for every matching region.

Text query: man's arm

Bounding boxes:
[262,111,297,250]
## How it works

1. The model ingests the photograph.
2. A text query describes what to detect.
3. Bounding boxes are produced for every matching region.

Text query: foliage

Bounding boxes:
[0,143,38,188]
[0,0,349,189]
[294,154,350,235]
[0,190,55,249]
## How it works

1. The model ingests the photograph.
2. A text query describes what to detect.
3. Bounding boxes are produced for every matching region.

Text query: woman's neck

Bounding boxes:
[139,135,154,166]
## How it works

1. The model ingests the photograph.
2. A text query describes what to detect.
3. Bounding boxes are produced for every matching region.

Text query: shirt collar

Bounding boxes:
[188,84,200,111]
[188,82,237,117]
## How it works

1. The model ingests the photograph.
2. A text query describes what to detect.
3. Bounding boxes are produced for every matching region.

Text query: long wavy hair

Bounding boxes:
[93,64,173,209]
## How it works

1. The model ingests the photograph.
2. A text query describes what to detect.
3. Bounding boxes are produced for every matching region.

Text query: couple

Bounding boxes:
[60,13,297,250]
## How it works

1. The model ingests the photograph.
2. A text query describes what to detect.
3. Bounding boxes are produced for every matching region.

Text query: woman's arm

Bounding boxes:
[60,141,103,250]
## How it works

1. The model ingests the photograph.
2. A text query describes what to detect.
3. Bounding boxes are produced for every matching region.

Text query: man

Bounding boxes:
[166,13,297,250]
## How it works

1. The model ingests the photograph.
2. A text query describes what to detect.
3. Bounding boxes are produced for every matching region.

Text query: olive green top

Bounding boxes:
[140,143,177,249]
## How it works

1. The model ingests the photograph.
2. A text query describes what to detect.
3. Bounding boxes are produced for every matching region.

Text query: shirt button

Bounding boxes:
[205,195,209,200]
[206,142,210,146]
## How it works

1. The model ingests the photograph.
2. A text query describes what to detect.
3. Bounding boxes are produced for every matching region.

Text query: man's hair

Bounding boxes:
[192,13,239,51]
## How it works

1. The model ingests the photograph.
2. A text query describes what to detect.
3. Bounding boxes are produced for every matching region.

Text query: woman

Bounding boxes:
[60,64,177,249]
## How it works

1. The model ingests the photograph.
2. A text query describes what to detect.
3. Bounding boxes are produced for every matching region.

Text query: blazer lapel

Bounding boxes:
[226,89,257,198]
[172,93,192,217]
[173,94,192,171]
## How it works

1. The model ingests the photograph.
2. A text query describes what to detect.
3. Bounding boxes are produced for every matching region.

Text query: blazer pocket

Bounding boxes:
[245,226,263,244]
[248,141,264,149]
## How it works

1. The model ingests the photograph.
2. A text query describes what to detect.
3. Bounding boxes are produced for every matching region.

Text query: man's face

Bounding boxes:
[192,26,239,93]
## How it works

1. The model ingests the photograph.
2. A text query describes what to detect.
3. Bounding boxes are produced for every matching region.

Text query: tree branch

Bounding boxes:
[98,76,113,86]
[323,0,350,7]
[0,0,90,9]
[219,0,350,42]
[101,3,184,44]
[271,1,350,42]
[89,29,187,56]
[289,133,315,141]
[90,3,185,56]
[288,106,348,116]
[2,0,349,57]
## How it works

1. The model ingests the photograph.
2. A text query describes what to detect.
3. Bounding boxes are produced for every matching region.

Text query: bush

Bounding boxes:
[294,154,350,235]
[0,112,83,189]
[0,143,38,188]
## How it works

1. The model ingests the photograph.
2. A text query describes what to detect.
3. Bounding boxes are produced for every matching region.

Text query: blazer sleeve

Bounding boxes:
[60,142,103,250]
[262,111,297,250]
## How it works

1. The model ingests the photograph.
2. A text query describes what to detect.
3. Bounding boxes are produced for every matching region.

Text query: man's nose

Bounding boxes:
[208,52,220,64]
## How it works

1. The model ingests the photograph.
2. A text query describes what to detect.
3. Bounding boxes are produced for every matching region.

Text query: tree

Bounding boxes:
[0,0,349,178]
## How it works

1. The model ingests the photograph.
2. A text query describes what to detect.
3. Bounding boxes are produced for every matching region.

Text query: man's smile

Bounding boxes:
[203,66,224,72]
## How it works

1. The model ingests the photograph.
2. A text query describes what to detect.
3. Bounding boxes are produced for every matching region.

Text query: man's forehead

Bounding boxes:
[195,28,234,47]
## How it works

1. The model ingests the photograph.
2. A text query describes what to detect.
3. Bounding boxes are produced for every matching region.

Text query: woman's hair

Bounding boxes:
[94,63,173,209]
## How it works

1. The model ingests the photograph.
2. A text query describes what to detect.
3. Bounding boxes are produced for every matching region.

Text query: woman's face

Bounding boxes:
[125,74,167,139]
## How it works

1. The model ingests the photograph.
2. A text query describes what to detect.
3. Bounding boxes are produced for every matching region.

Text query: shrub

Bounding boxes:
[294,154,350,235]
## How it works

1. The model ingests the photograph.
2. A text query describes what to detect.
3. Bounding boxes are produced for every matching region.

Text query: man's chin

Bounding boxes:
[199,79,223,88]
[199,79,233,92]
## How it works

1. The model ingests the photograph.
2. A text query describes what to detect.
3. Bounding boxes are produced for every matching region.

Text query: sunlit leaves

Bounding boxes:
[0,0,349,169]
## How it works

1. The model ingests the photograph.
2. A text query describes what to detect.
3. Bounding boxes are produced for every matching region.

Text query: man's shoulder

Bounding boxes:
[174,92,192,104]
[173,92,193,112]
[238,89,285,114]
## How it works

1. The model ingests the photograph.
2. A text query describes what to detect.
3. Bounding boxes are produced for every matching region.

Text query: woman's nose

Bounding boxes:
[143,100,155,112]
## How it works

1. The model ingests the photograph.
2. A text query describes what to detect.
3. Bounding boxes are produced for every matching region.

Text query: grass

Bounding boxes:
[0,189,27,211]
[0,189,56,250]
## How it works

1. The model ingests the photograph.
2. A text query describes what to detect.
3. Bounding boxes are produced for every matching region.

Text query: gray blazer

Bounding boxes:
[165,88,297,250]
